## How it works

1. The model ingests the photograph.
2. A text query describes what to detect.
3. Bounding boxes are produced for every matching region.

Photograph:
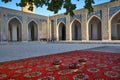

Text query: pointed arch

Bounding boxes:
[70,19,82,40]
[28,20,38,41]
[8,16,22,24]
[27,19,38,25]
[109,10,120,22]
[57,21,66,40]
[57,21,66,27]
[70,18,81,25]
[8,17,22,41]
[87,15,101,24]
[87,15,102,40]
[110,10,120,40]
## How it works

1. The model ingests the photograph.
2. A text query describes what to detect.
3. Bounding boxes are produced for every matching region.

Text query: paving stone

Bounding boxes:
[0,42,120,62]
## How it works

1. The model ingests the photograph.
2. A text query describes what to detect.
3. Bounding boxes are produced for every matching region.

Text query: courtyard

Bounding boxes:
[0,0,120,79]
[0,42,120,80]
[0,41,120,62]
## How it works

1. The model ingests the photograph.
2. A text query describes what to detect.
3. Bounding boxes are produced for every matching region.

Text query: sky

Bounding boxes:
[0,0,110,16]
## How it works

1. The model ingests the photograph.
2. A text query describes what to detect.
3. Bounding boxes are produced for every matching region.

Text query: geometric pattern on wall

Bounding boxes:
[70,14,82,22]
[27,17,39,23]
[7,13,23,22]
[87,10,102,20]
[57,17,66,24]
[109,6,120,18]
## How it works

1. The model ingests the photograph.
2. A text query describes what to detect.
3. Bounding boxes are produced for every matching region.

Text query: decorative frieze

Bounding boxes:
[27,17,47,23]
[57,17,66,24]
[109,6,120,18]
[70,14,82,22]
[87,10,102,20]
[7,13,22,22]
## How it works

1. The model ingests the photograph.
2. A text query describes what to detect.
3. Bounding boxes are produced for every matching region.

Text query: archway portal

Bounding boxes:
[111,12,120,40]
[8,18,22,41]
[88,17,102,40]
[28,21,38,41]
[71,20,81,40]
[59,22,66,40]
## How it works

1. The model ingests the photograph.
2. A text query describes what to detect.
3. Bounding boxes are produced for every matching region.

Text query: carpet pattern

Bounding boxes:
[0,50,120,80]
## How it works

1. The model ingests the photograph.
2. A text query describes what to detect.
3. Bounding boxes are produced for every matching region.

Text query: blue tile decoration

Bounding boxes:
[27,17,39,23]
[7,13,22,22]
[27,17,47,23]
[57,17,66,24]
[87,10,102,20]
[70,14,82,22]
[109,6,120,18]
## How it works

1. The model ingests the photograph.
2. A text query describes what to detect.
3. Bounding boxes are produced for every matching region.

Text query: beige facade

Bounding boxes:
[49,1,120,42]
[0,7,47,41]
[0,1,120,42]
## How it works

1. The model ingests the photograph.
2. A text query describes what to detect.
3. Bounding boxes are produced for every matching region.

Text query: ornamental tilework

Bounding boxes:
[109,6,120,18]
[7,13,22,22]
[57,17,66,24]
[70,14,82,22]
[87,10,102,20]
[27,17,39,23]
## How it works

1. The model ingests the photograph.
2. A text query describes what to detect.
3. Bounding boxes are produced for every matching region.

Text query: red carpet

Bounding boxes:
[0,50,120,80]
